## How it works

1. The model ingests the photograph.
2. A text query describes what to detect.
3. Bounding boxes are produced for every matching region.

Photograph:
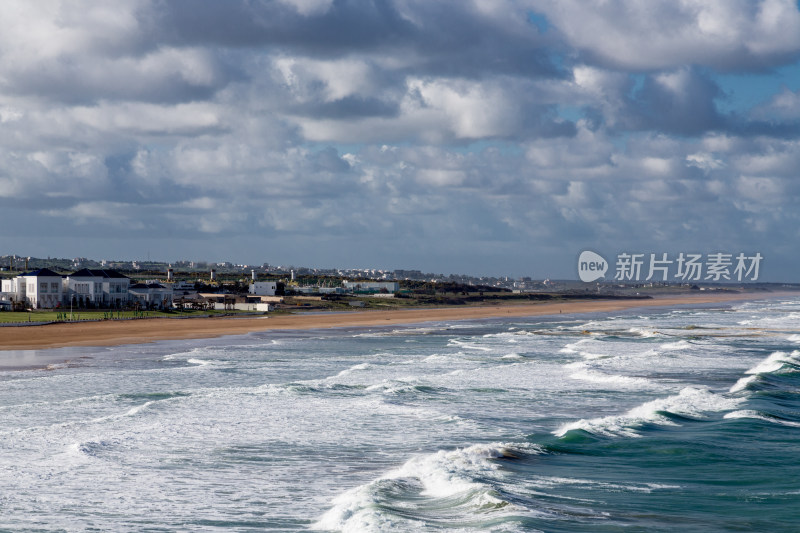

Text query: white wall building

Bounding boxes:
[129,282,173,309]
[65,269,130,307]
[0,277,20,305]
[342,281,399,293]
[249,281,277,296]
[7,268,65,309]
[1,268,132,309]
[232,302,273,312]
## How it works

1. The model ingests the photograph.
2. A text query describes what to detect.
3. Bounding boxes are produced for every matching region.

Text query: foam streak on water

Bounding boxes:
[0,296,799,531]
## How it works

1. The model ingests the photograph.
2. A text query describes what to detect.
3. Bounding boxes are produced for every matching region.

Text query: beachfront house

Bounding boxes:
[3,268,64,309]
[0,277,20,307]
[64,269,131,308]
[0,268,131,309]
[128,282,173,309]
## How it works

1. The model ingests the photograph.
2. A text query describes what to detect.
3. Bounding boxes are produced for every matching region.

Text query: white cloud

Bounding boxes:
[533,0,800,70]
[408,77,521,139]
[276,0,334,16]
[274,56,376,103]
[751,87,800,120]
[686,152,725,172]
[70,101,220,134]
[0,0,797,279]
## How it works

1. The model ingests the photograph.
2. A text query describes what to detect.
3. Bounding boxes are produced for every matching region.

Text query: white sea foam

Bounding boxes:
[6,296,799,531]
[788,334,800,343]
[448,339,493,351]
[724,410,800,428]
[737,312,800,328]
[364,377,424,395]
[422,351,466,363]
[353,326,439,338]
[581,351,614,360]
[568,365,654,389]
[554,387,742,438]
[122,401,154,417]
[729,376,758,393]
[560,338,621,360]
[627,327,663,338]
[559,339,592,354]
[330,363,373,378]
[531,476,680,493]
[729,350,800,393]
[87,400,159,424]
[659,340,693,351]
[313,442,542,532]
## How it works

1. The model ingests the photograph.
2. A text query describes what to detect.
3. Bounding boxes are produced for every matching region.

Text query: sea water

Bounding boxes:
[1,296,799,531]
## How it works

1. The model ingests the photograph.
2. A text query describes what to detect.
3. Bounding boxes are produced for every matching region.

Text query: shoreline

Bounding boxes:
[0,291,792,353]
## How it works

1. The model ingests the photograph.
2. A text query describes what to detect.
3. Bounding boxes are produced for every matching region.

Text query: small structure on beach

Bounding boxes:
[249,281,277,296]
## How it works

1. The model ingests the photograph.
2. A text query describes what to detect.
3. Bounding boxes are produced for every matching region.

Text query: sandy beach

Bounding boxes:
[0,291,789,352]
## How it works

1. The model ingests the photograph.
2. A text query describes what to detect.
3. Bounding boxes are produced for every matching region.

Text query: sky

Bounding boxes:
[1,0,800,281]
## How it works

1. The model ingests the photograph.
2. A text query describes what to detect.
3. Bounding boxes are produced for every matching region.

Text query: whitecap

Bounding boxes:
[559,339,592,354]
[554,387,742,438]
[531,476,680,493]
[312,442,543,532]
[724,410,800,428]
[568,368,654,389]
[448,339,493,352]
[658,340,693,351]
[329,363,373,379]
[729,350,800,393]
[627,327,663,338]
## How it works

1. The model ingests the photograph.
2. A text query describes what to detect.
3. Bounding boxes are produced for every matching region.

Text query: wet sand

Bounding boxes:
[0,292,786,352]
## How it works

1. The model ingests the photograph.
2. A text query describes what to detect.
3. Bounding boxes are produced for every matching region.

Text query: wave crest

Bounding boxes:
[554,387,742,438]
[313,442,542,532]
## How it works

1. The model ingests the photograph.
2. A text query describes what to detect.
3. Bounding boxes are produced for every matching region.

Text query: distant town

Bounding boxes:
[1,254,797,314]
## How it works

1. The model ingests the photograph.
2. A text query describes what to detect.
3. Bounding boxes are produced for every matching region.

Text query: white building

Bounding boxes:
[249,281,277,296]
[342,281,399,293]
[129,282,173,309]
[65,269,130,307]
[2,268,64,309]
[231,302,273,312]
[0,277,20,305]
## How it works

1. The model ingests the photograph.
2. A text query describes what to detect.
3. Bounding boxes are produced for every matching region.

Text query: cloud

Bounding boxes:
[0,0,798,280]
[686,152,725,172]
[532,0,800,71]
[751,86,800,121]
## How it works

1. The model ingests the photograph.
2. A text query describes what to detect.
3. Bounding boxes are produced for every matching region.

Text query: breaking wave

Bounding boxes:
[313,442,543,532]
[554,387,742,438]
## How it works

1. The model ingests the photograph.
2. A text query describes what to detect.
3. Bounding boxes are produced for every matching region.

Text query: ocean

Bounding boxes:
[1,296,799,532]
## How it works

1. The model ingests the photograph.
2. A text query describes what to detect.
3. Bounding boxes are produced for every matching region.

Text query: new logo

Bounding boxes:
[578,250,608,282]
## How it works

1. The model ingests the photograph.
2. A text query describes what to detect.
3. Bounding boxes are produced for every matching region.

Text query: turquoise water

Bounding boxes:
[0,297,798,531]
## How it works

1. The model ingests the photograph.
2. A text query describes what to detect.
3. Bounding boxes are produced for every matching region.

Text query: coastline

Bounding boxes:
[0,291,791,352]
